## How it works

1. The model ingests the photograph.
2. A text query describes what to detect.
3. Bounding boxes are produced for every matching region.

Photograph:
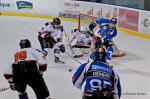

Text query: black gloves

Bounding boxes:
[89,21,96,31]
[60,26,64,32]
[8,81,16,91]
[60,44,65,53]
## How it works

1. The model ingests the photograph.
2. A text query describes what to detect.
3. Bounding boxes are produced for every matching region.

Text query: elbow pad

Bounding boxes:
[4,73,13,80]
[39,64,47,71]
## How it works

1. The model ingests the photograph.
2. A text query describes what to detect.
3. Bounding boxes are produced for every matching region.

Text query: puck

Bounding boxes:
[69,69,72,72]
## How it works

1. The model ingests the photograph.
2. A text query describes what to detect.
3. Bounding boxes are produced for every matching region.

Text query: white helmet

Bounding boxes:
[80,26,87,32]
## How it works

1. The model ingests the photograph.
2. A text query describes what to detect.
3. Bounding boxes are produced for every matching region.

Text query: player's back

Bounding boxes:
[83,61,115,92]
[12,48,46,74]
[14,48,41,62]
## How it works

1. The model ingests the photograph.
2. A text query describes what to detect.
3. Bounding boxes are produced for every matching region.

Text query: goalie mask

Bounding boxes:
[80,26,87,32]
[19,39,31,49]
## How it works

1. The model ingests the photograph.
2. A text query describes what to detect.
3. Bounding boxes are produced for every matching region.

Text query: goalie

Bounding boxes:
[69,26,92,48]
[68,26,92,58]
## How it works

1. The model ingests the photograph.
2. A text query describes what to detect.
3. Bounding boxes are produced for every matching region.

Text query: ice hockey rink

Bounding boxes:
[0,16,150,99]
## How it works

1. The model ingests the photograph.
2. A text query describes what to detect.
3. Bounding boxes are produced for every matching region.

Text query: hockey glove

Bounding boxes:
[60,44,65,53]
[4,73,15,91]
[60,26,64,32]
[9,81,16,91]
[89,21,97,31]
[39,64,47,76]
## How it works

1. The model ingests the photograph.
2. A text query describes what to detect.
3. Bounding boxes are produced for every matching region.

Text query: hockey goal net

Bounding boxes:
[77,13,125,57]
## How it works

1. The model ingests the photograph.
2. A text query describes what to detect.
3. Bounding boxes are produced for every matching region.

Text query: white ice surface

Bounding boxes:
[0,16,150,99]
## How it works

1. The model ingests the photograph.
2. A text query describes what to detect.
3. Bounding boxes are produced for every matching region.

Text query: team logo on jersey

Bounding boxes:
[16,1,33,10]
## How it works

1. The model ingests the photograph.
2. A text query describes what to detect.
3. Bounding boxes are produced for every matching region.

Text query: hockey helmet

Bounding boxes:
[109,17,117,25]
[80,26,87,32]
[53,17,61,25]
[73,29,79,33]
[19,39,31,49]
[93,47,106,62]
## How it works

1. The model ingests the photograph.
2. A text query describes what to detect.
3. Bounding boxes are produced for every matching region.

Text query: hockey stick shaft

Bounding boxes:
[65,52,82,64]
[0,87,10,92]
[68,44,75,55]
[63,30,70,42]
[40,35,82,64]
[63,30,68,38]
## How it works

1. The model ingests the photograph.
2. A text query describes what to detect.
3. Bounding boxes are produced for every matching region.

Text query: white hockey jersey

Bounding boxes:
[4,48,47,76]
[71,31,91,45]
[39,22,63,41]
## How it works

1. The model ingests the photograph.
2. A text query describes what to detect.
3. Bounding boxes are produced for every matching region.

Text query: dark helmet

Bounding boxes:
[19,39,31,49]
[53,17,61,25]
[109,17,117,25]
[73,29,79,33]
[95,38,103,49]
[93,47,106,62]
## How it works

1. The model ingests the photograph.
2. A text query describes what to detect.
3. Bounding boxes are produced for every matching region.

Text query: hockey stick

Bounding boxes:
[111,40,125,57]
[40,35,82,71]
[68,45,84,58]
[63,30,70,42]
[0,87,10,93]
[40,34,82,64]
[63,31,85,58]
[68,44,75,55]
[65,52,82,64]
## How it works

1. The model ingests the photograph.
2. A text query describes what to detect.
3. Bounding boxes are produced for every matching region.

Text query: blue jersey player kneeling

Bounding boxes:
[72,47,121,99]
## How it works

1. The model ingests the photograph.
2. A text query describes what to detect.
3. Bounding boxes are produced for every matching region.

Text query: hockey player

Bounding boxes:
[97,17,117,63]
[88,17,110,47]
[68,27,92,58]
[72,47,121,99]
[88,17,110,35]
[4,39,51,99]
[87,18,109,50]
[89,17,117,63]
[38,17,65,63]
[69,26,91,48]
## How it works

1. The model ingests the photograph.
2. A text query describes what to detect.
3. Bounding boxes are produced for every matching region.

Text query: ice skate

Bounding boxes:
[55,56,65,64]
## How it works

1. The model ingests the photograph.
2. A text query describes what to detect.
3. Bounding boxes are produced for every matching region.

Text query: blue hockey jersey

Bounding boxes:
[97,24,117,42]
[72,61,121,99]
[95,18,109,24]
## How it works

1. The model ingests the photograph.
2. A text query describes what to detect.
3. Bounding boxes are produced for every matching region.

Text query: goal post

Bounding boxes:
[78,13,97,30]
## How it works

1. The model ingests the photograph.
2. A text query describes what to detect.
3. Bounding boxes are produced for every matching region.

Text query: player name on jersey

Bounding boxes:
[91,65,112,73]
[87,71,111,79]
